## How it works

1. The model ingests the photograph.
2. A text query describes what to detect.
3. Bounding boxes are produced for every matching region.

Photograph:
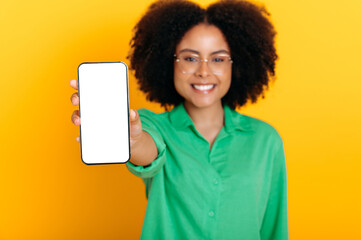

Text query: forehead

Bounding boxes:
[176,24,230,55]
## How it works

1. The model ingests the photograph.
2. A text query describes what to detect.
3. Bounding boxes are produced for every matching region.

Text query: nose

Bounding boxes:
[195,60,211,77]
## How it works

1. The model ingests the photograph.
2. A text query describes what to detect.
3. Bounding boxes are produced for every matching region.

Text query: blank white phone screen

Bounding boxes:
[78,62,130,164]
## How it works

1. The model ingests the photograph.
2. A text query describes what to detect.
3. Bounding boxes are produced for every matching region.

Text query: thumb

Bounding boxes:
[129,109,142,139]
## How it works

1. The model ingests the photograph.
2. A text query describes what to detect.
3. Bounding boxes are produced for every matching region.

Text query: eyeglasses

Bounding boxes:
[174,52,233,75]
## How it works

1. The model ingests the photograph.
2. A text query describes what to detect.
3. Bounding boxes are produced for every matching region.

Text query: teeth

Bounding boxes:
[193,84,215,91]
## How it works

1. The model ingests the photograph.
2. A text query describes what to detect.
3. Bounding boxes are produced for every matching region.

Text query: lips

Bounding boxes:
[191,84,216,91]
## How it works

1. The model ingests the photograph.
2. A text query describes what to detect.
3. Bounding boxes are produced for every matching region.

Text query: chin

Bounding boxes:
[186,98,219,109]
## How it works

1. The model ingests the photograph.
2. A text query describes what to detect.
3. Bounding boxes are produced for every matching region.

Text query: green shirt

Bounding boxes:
[126,103,288,240]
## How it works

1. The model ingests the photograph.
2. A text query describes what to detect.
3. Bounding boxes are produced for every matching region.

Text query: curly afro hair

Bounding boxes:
[128,0,278,110]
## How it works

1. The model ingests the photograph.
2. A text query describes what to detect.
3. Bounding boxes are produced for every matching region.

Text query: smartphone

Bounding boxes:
[77,62,130,165]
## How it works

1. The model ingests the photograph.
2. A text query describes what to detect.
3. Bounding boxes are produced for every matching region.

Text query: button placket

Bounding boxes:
[208,211,215,217]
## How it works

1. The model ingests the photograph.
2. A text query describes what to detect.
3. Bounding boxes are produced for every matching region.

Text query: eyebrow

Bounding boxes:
[179,49,231,55]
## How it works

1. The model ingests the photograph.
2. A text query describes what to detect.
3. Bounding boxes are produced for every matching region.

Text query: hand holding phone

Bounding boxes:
[76,62,130,165]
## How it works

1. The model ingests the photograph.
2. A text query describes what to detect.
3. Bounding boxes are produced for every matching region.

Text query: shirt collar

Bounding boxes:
[169,103,252,132]
[223,104,252,133]
[169,103,194,129]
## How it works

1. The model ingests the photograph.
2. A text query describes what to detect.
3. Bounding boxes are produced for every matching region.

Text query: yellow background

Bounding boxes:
[1,0,360,239]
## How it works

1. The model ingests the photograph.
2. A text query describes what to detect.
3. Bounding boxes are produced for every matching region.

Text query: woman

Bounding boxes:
[70,0,288,239]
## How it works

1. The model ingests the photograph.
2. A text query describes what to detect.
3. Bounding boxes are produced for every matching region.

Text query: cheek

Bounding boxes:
[173,74,184,97]
[223,70,232,93]
[173,64,182,82]
[223,79,232,96]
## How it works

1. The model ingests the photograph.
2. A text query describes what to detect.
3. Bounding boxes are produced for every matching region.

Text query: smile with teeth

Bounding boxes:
[191,84,216,91]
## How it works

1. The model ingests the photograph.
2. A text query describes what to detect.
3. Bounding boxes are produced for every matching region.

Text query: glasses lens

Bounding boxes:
[176,53,232,74]
[209,55,232,75]
[178,53,199,74]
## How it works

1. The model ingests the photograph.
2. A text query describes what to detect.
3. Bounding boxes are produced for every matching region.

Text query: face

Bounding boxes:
[174,23,232,110]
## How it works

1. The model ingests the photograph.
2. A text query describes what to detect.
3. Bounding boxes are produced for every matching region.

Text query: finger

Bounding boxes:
[71,110,81,126]
[76,136,80,142]
[71,110,79,125]
[69,79,78,90]
[70,92,79,106]
[129,109,137,121]
[129,109,141,125]
[129,109,142,138]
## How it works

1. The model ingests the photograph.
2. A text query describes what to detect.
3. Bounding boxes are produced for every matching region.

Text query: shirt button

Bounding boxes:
[213,179,218,185]
[208,211,215,217]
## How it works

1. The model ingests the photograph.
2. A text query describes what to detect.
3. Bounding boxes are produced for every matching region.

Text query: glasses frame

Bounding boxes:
[174,53,233,75]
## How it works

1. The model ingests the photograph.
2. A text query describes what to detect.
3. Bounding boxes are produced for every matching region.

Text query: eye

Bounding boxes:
[182,55,199,63]
[214,58,224,63]
[211,56,227,63]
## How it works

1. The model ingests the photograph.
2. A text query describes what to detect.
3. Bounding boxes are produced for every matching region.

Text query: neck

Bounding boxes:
[184,101,225,127]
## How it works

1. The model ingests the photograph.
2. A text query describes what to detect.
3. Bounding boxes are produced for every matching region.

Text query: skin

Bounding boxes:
[70,23,232,165]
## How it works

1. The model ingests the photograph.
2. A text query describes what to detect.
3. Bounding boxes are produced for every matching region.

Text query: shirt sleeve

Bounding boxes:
[125,110,167,179]
[260,141,289,240]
